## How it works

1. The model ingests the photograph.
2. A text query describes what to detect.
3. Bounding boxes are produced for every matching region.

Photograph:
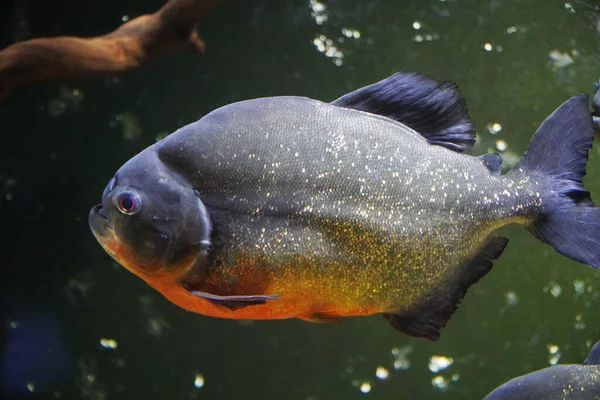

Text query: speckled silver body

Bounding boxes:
[152,96,544,314]
[484,364,600,399]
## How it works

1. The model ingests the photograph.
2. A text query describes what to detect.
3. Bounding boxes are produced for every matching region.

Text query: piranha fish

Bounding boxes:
[484,341,600,399]
[89,72,600,340]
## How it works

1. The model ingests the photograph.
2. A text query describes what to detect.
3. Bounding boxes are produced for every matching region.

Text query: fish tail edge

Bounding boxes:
[513,94,600,269]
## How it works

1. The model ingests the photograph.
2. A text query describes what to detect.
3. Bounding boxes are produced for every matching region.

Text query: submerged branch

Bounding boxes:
[0,0,227,101]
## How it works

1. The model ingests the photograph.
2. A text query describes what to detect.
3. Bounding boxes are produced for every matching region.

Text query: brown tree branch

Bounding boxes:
[0,0,228,101]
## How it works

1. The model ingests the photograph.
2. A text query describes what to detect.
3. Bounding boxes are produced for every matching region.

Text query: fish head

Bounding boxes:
[88,150,212,282]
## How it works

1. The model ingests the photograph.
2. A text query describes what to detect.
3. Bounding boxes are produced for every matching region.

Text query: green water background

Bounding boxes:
[1,0,600,398]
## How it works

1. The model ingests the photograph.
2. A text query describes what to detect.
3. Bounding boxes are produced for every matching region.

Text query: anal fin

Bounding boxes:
[383,235,509,340]
[190,290,279,311]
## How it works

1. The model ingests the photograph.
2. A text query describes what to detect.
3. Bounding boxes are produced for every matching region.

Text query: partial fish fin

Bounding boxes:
[592,80,600,134]
[479,153,503,175]
[592,80,600,114]
[593,115,600,134]
[190,290,279,311]
[584,341,600,365]
[299,311,341,323]
[513,95,600,268]
[383,235,508,340]
[331,72,476,152]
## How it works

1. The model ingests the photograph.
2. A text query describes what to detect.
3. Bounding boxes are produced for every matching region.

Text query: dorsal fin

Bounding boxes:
[331,72,476,153]
[584,341,600,365]
[479,153,503,175]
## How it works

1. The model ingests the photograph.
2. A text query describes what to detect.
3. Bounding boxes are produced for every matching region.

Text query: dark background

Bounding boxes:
[1,0,600,399]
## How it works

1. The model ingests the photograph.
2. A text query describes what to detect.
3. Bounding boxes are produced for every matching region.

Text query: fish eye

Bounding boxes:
[116,191,141,215]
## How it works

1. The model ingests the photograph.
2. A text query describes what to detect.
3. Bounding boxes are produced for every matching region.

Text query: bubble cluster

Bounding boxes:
[342,28,361,39]
[99,338,118,350]
[375,366,389,380]
[564,2,575,13]
[194,374,205,388]
[548,344,562,366]
[359,382,371,394]
[495,140,508,152]
[313,35,344,66]
[428,355,454,373]
[548,50,575,69]
[47,85,85,118]
[431,375,449,391]
[487,123,502,135]
[111,112,143,140]
[391,346,412,371]
[505,291,519,307]
[573,280,589,298]
[544,281,563,298]
[309,0,328,25]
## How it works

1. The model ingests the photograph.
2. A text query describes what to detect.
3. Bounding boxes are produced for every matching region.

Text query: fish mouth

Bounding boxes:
[88,204,120,262]
[89,204,109,237]
[88,204,173,278]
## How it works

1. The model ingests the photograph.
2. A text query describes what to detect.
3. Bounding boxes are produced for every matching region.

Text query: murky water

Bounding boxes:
[1,0,600,399]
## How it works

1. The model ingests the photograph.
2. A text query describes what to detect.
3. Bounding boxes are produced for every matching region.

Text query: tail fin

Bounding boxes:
[513,94,600,268]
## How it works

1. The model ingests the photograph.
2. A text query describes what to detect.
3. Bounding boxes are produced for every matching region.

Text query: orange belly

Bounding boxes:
[144,272,382,321]
[102,235,383,321]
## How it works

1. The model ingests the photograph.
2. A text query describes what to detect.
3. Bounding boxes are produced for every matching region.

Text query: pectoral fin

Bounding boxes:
[190,290,280,311]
